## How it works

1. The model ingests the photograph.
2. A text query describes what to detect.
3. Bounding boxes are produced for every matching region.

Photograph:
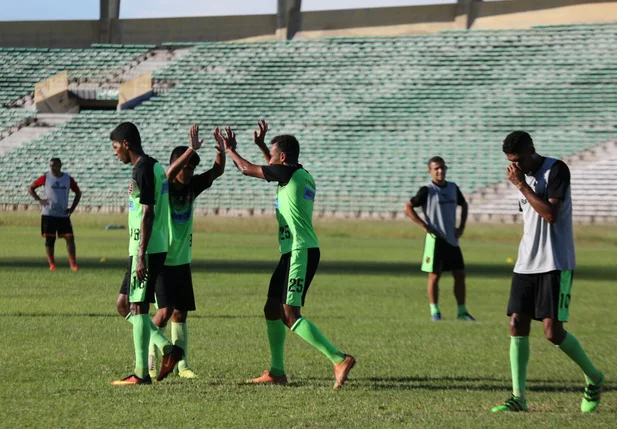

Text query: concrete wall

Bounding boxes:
[0,0,615,48]
[0,20,99,48]
[113,15,277,44]
[473,0,617,29]
[297,4,459,39]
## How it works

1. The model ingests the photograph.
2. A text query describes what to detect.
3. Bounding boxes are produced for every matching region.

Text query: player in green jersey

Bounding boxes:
[110,122,183,385]
[148,124,226,379]
[218,120,355,389]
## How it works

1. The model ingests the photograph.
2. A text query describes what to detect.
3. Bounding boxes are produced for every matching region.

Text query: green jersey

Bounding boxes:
[128,156,170,256]
[263,164,319,254]
[166,172,215,266]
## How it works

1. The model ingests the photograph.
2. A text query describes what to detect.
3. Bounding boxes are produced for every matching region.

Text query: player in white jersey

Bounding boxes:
[492,131,604,414]
[404,156,474,321]
[28,158,81,271]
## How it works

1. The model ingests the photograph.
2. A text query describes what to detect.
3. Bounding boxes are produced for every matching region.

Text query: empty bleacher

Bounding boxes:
[0,23,616,216]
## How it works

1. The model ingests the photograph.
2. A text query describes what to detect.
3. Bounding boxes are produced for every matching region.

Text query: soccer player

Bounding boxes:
[110,122,183,386]
[491,131,604,413]
[404,156,474,321]
[218,120,355,389]
[28,158,81,271]
[148,124,226,379]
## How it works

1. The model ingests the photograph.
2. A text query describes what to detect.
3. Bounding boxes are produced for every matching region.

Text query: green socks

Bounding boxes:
[127,313,150,379]
[510,336,530,401]
[149,325,166,360]
[149,320,173,355]
[457,305,467,317]
[430,303,440,316]
[266,319,287,376]
[171,322,189,371]
[557,332,603,385]
[291,318,345,365]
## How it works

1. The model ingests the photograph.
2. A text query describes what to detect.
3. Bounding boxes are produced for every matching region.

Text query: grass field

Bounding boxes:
[1,212,616,428]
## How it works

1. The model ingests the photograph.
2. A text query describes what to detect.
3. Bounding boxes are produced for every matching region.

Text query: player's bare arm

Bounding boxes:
[506,164,562,224]
[254,119,271,164]
[219,126,266,180]
[66,189,82,215]
[167,124,204,181]
[404,201,440,237]
[136,204,155,281]
[192,129,227,194]
[28,182,49,207]
[456,199,468,238]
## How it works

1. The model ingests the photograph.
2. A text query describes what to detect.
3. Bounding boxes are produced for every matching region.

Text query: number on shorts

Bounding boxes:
[288,278,304,293]
[559,293,571,309]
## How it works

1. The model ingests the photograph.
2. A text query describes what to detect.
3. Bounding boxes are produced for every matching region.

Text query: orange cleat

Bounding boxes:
[49,264,56,271]
[333,355,356,390]
[70,265,79,271]
[111,374,152,386]
[157,345,184,381]
[248,370,289,385]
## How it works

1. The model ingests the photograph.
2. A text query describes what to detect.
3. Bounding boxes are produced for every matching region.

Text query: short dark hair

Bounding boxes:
[271,135,300,162]
[503,131,534,155]
[50,157,61,164]
[169,146,200,167]
[110,122,141,150]
[427,156,445,167]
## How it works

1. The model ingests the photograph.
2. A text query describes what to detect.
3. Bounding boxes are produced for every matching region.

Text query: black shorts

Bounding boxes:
[41,215,73,238]
[119,253,167,304]
[155,264,196,312]
[421,235,465,273]
[268,248,320,307]
[507,270,574,322]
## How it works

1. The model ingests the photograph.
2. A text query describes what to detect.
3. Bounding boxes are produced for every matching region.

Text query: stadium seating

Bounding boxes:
[0,23,616,214]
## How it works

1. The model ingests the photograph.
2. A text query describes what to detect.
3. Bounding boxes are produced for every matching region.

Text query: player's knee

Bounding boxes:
[427,273,440,285]
[65,236,75,245]
[543,323,565,344]
[130,302,148,315]
[453,270,465,281]
[158,306,173,323]
[282,306,301,328]
[263,300,281,319]
[509,315,529,336]
[45,236,56,248]
[116,295,129,318]
[172,309,187,323]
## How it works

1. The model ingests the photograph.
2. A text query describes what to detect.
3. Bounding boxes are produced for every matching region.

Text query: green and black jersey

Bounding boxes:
[262,164,319,254]
[128,156,169,256]
[166,174,213,266]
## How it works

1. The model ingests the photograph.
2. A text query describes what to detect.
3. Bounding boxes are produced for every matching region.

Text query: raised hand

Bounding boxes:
[223,126,237,152]
[253,119,268,146]
[212,127,225,152]
[189,124,204,151]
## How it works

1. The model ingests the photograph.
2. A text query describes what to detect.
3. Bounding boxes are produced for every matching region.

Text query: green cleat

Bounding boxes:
[581,373,604,413]
[178,368,198,379]
[491,395,528,412]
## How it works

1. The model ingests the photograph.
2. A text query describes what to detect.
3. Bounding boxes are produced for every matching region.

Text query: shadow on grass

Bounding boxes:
[291,376,616,393]
[1,258,615,280]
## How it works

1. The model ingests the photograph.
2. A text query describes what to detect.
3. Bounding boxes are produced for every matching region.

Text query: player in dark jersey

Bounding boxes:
[217,120,355,389]
[110,122,183,386]
[28,158,81,271]
[492,131,604,413]
[404,156,474,321]
[148,124,226,379]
